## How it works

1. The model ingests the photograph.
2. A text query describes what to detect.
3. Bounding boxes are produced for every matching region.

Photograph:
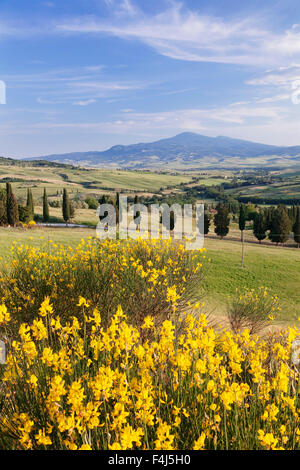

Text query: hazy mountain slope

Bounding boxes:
[24,132,300,169]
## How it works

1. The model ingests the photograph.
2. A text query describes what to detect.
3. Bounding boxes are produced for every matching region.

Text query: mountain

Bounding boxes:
[24,132,300,169]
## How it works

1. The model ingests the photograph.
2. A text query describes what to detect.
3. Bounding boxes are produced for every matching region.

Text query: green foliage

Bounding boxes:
[62,188,70,223]
[26,189,34,221]
[0,190,7,226]
[43,188,50,223]
[18,205,31,223]
[293,206,300,247]
[269,206,291,244]
[214,203,230,239]
[85,197,98,210]
[69,202,75,220]
[227,287,279,335]
[253,211,267,243]
[6,184,19,226]
[133,194,141,228]
[238,204,246,231]
[204,212,210,235]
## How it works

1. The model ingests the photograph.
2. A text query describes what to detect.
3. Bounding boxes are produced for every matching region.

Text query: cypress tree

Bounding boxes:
[6,182,12,199]
[69,201,75,220]
[62,188,70,223]
[18,205,30,223]
[99,194,108,223]
[26,189,34,221]
[115,192,120,226]
[253,211,267,243]
[0,189,7,226]
[204,212,210,235]
[133,194,141,230]
[269,206,290,245]
[239,203,246,242]
[161,206,177,233]
[7,192,19,226]
[6,183,19,226]
[265,207,274,231]
[43,188,50,222]
[294,207,300,248]
[214,203,230,239]
[239,204,246,232]
[6,182,12,223]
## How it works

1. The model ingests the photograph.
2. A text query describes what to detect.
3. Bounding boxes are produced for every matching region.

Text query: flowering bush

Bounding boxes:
[0,298,299,450]
[227,287,280,335]
[0,238,206,334]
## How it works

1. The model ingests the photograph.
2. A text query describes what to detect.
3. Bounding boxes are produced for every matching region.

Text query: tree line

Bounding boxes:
[205,202,300,247]
[0,184,75,226]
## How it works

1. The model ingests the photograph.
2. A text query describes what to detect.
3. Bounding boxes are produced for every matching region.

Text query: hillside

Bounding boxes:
[24,132,300,170]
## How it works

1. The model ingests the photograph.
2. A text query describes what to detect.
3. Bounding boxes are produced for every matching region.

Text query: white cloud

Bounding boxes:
[247,66,300,87]
[73,99,97,106]
[3,66,148,103]
[2,2,300,68]
[3,100,293,140]
[56,2,300,67]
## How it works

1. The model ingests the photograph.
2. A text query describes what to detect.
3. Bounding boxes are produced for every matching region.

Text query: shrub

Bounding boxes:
[85,197,98,210]
[0,238,207,335]
[0,301,299,450]
[227,287,280,335]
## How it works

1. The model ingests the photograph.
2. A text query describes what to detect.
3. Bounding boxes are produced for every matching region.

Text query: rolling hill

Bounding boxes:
[23,132,300,169]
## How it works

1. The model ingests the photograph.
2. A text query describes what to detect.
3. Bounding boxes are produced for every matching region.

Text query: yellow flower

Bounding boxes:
[39,297,53,317]
[0,304,11,323]
[77,296,90,308]
[79,444,92,450]
[35,429,52,446]
[141,316,154,329]
[193,432,206,450]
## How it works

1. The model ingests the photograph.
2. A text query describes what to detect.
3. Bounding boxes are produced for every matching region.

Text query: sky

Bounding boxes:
[1,0,300,157]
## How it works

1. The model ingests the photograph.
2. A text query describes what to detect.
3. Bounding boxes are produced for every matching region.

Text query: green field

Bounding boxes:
[0,226,299,325]
[227,172,300,201]
[203,237,300,324]
[0,165,194,197]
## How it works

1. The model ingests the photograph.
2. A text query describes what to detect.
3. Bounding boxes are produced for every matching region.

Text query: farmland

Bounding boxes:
[0,164,195,196]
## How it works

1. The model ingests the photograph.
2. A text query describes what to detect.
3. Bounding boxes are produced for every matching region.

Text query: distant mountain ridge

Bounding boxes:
[24,132,300,169]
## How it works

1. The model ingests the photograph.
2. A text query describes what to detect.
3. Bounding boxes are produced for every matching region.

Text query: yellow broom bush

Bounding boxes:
[0,298,299,450]
[0,238,206,333]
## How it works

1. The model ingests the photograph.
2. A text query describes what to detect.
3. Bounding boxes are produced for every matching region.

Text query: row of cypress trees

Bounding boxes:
[0,183,20,226]
[240,203,300,246]
[204,202,300,247]
[0,184,51,226]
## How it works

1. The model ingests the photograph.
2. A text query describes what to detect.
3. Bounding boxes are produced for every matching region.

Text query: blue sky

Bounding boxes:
[1,0,300,157]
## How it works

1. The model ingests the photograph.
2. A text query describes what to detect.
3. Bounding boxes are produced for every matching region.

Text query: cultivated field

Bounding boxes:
[0,165,194,197]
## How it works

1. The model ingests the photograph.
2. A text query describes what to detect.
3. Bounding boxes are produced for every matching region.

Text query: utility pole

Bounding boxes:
[241,229,245,268]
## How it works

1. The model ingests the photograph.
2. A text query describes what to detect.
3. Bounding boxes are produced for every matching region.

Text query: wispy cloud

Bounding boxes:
[3,65,149,104]
[56,2,300,67]
[2,2,300,67]
[247,65,300,87]
[73,99,97,106]
[1,100,288,136]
